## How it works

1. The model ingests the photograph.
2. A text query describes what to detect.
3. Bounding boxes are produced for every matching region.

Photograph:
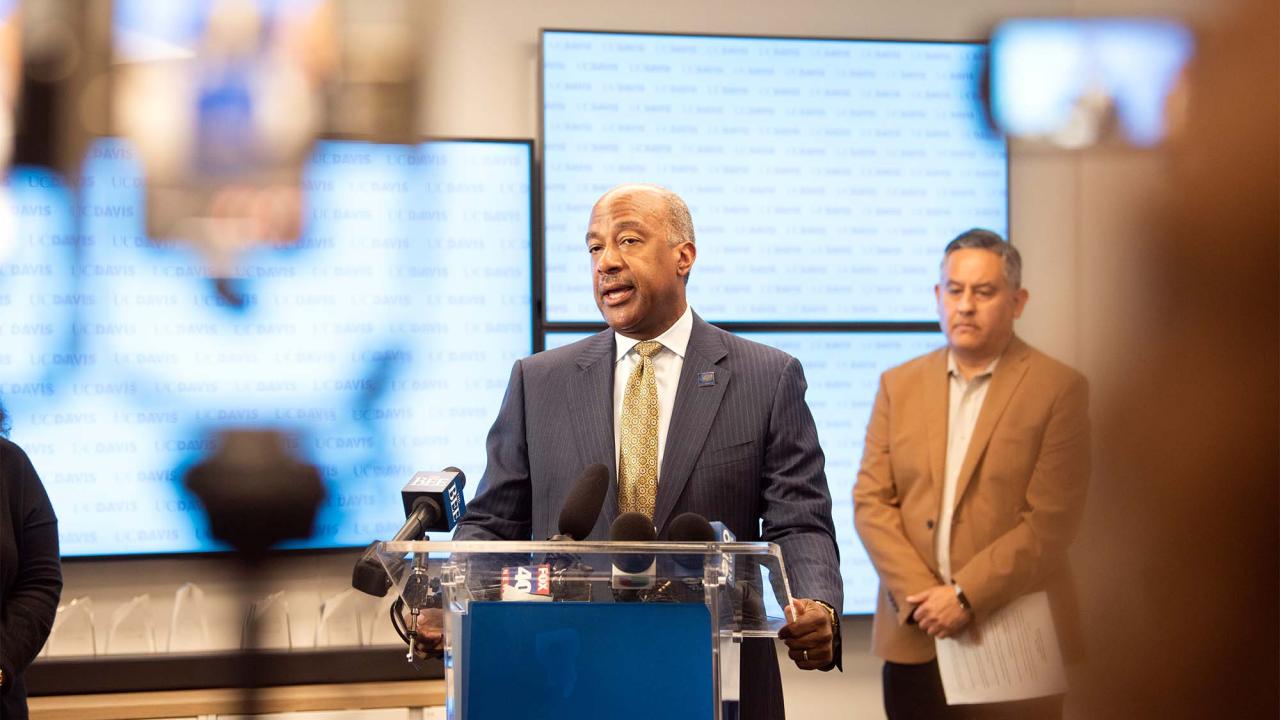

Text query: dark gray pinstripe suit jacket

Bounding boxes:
[456,312,842,607]
[455,313,843,715]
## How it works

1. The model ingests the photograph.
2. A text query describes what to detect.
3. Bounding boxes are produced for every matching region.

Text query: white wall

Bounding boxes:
[55,0,1121,716]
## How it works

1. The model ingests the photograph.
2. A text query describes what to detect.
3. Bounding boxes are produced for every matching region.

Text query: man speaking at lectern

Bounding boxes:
[453,184,844,717]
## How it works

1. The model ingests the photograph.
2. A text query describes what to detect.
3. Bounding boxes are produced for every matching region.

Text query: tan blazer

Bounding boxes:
[853,336,1089,663]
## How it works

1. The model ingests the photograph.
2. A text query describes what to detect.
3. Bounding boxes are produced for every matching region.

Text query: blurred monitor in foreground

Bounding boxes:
[2,138,533,557]
[987,18,1194,148]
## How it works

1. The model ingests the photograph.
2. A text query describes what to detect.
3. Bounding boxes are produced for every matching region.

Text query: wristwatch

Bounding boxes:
[812,599,842,671]
[953,583,973,612]
[815,599,840,634]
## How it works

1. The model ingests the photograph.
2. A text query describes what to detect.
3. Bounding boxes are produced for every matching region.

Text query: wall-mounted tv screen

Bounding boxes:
[2,138,533,557]
[542,30,1007,323]
[545,330,944,614]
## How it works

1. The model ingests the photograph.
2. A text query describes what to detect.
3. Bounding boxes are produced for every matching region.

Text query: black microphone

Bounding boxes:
[668,511,717,573]
[352,467,467,597]
[541,464,610,602]
[552,463,610,540]
[610,511,657,599]
[644,512,718,603]
[668,512,716,540]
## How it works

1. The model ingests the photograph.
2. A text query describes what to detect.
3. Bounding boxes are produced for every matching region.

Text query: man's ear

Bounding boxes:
[676,241,696,277]
[1012,287,1030,318]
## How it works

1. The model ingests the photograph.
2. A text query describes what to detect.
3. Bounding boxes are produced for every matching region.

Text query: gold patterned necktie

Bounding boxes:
[617,340,663,518]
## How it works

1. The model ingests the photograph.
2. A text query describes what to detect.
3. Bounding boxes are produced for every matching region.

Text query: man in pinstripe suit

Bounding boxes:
[454,184,844,718]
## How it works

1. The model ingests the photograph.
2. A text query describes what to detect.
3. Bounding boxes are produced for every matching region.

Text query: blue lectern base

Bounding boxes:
[462,602,714,720]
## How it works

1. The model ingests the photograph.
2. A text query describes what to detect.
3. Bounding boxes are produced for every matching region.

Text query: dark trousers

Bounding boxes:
[738,637,786,720]
[883,660,1063,720]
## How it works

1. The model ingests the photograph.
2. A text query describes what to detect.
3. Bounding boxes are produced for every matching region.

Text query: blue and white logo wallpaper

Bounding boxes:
[543,32,1007,324]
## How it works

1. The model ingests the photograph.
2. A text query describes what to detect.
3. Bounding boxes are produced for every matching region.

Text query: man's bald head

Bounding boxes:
[594,184,697,249]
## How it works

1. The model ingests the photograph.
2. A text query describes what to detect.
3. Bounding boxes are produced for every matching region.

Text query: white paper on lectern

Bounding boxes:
[935,591,1067,705]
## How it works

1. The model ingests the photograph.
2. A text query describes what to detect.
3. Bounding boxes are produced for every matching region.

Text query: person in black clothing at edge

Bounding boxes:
[0,401,62,720]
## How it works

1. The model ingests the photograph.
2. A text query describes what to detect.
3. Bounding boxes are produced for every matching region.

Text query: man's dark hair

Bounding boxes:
[942,228,1023,289]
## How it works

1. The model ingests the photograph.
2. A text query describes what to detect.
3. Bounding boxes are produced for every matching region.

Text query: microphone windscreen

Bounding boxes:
[609,511,657,541]
[668,512,716,542]
[442,466,466,490]
[609,511,656,573]
[668,511,716,572]
[557,464,610,540]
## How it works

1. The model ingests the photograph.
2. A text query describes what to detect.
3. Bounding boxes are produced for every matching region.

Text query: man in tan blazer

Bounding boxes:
[854,229,1089,719]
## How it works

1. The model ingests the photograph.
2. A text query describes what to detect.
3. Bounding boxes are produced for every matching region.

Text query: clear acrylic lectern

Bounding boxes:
[373,539,795,720]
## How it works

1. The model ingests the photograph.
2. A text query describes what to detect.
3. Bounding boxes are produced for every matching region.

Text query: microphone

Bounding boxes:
[649,512,718,603]
[351,467,467,597]
[540,464,610,602]
[709,521,735,544]
[394,468,466,614]
[552,463,610,540]
[669,512,716,540]
[709,521,736,589]
[610,511,657,598]
[400,466,467,534]
[668,511,717,572]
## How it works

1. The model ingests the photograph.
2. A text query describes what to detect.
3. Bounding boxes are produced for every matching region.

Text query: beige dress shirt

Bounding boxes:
[936,352,999,582]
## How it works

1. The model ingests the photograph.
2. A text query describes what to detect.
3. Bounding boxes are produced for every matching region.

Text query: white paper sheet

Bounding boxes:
[935,591,1067,705]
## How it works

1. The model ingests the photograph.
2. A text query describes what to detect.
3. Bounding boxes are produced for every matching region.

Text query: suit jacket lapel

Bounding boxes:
[568,330,619,526]
[951,336,1031,509]
[652,314,730,532]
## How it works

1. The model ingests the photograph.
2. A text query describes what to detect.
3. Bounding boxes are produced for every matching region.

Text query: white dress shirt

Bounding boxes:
[612,304,694,482]
[935,352,999,582]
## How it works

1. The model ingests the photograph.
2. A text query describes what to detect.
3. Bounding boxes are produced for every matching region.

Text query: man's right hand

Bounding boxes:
[906,585,972,639]
[412,607,445,659]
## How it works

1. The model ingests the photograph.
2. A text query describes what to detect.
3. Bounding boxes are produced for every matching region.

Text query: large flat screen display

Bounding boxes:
[2,138,533,557]
[545,330,944,614]
[542,30,1007,323]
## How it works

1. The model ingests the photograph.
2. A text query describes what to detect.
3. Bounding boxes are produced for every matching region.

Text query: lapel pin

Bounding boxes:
[697,371,716,388]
